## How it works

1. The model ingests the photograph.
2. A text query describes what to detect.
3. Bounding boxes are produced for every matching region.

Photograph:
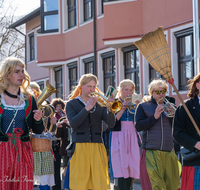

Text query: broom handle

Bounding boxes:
[171,83,200,136]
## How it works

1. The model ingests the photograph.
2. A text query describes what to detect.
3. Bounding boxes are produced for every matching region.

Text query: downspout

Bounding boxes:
[193,0,200,75]
[14,28,27,67]
[93,0,97,75]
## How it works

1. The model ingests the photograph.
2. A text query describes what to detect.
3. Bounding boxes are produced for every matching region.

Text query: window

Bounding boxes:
[29,33,35,61]
[54,67,63,99]
[102,0,104,14]
[175,28,194,90]
[101,0,107,14]
[68,0,76,28]
[122,45,140,93]
[38,81,45,91]
[83,57,94,74]
[101,51,116,93]
[41,0,59,33]
[149,65,163,82]
[68,62,78,92]
[84,0,93,21]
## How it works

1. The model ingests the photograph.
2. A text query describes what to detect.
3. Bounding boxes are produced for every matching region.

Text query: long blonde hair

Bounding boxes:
[68,73,102,99]
[143,78,168,102]
[116,79,135,98]
[0,57,31,99]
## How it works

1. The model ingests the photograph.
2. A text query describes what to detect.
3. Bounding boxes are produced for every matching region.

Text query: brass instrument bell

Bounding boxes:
[124,95,136,114]
[157,97,176,117]
[89,92,122,114]
[36,81,59,131]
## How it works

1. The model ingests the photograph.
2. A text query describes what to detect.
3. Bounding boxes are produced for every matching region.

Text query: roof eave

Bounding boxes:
[8,7,40,29]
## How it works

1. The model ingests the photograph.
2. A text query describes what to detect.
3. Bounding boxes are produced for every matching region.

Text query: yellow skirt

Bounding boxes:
[69,143,110,190]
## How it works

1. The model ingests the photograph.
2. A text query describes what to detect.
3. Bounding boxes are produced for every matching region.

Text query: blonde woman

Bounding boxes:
[0,57,43,190]
[109,79,140,190]
[63,73,115,190]
[135,79,181,190]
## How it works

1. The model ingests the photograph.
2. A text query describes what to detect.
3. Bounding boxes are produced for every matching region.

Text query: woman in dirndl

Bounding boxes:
[63,73,115,190]
[0,57,44,190]
[109,79,140,190]
[173,73,200,190]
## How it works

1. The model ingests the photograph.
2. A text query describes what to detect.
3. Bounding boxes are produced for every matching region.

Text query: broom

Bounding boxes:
[134,27,200,136]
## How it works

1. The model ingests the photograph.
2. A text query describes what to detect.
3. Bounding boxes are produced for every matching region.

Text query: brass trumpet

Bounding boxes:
[89,92,122,114]
[124,95,136,114]
[157,97,176,117]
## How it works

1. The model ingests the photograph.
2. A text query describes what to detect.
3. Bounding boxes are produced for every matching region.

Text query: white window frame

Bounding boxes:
[64,58,79,100]
[79,0,93,26]
[97,0,104,17]
[27,27,41,64]
[170,22,193,95]
[97,47,116,92]
[62,0,78,33]
[80,53,94,75]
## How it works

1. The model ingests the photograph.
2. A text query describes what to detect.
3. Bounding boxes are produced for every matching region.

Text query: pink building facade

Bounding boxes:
[10,0,198,103]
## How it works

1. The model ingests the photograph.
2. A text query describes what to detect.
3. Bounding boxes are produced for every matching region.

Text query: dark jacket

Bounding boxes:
[66,99,115,143]
[135,97,173,151]
[0,95,44,142]
[55,122,70,156]
[173,96,200,166]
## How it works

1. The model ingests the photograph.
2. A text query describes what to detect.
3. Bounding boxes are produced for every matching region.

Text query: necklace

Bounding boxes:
[80,96,88,104]
[79,96,96,113]
[4,89,20,100]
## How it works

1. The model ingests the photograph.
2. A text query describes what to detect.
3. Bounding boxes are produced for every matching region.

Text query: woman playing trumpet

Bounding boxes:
[135,79,181,190]
[64,73,115,190]
[109,79,141,190]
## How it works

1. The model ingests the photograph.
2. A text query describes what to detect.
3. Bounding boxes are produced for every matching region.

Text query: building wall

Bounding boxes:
[26,15,49,86]
[24,0,196,103]
[103,0,192,40]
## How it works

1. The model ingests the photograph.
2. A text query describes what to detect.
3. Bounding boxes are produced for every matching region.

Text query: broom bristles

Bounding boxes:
[134,27,173,81]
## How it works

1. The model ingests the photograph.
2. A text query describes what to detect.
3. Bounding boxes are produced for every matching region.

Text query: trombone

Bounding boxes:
[157,97,176,117]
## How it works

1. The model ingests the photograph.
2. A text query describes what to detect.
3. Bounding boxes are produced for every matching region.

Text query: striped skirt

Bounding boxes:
[181,166,200,190]
[0,128,34,190]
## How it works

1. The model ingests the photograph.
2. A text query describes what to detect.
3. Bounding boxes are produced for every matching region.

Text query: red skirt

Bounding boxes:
[0,128,34,190]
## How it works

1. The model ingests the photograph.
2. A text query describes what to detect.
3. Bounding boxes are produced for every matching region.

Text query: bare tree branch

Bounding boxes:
[0,0,25,60]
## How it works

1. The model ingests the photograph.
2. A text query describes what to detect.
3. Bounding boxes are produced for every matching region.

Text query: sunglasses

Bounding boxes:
[154,89,167,95]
